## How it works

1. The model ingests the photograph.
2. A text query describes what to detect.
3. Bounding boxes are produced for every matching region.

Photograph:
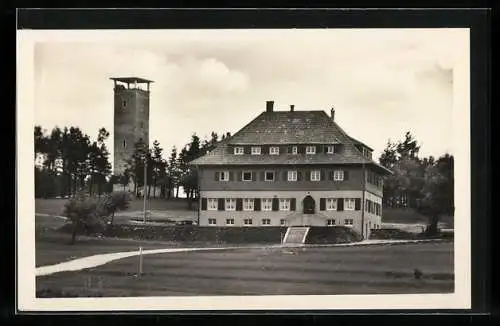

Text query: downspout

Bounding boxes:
[196,165,200,226]
[361,161,366,239]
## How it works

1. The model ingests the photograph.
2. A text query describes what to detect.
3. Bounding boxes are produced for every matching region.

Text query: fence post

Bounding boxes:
[138,247,143,276]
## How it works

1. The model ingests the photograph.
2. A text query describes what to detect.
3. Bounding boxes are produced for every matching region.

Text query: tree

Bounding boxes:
[63,192,106,244]
[102,191,132,227]
[378,132,423,208]
[416,154,454,235]
[167,146,180,199]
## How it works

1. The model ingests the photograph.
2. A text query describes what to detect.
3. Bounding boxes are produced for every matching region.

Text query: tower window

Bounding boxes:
[140,122,144,128]
[123,140,127,148]
[122,100,127,107]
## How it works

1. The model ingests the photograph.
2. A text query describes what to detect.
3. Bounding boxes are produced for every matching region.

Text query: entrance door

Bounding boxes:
[303,195,315,214]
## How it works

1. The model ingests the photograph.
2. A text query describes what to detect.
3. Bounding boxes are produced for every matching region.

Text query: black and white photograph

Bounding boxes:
[17,26,471,311]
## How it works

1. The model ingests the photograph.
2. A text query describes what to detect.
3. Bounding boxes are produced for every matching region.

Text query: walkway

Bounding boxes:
[36,238,445,277]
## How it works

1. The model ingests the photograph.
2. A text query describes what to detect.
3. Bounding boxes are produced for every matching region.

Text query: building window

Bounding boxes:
[279,199,291,211]
[123,139,127,148]
[326,198,337,210]
[327,219,336,226]
[242,171,252,181]
[243,198,254,211]
[251,146,261,155]
[287,170,297,181]
[327,145,335,154]
[122,100,127,107]
[306,146,316,154]
[234,147,244,155]
[244,219,253,226]
[262,198,273,211]
[265,171,275,181]
[262,219,271,225]
[311,170,321,181]
[207,198,218,210]
[140,122,144,128]
[225,198,236,211]
[270,146,280,155]
[219,171,230,181]
[292,146,298,154]
[344,219,354,226]
[226,218,234,225]
[280,219,286,226]
[345,198,356,211]
[333,170,344,181]
[208,219,217,225]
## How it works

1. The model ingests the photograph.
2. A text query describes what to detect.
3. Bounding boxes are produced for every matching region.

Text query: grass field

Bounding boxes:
[36,242,454,297]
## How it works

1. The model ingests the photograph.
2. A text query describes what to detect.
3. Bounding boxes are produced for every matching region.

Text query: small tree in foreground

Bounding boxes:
[63,193,106,244]
[102,191,132,227]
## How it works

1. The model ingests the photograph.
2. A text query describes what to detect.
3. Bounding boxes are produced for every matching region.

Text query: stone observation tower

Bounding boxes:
[110,77,153,188]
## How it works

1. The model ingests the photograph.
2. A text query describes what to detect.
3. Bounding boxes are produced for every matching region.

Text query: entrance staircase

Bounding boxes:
[282,226,310,245]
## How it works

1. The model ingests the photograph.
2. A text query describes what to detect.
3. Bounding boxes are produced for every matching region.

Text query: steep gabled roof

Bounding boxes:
[189,109,392,175]
[227,111,342,145]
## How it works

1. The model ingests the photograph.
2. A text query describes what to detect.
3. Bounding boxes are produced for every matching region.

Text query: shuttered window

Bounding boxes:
[207,198,217,210]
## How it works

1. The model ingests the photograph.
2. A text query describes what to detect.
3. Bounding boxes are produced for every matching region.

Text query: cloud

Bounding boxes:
[33,29,464,164]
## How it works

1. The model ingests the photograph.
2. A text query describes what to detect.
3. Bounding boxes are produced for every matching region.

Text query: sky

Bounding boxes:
[33,29,464,165]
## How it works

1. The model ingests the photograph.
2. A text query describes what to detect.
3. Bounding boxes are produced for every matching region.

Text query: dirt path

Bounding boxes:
[36,239,445,277]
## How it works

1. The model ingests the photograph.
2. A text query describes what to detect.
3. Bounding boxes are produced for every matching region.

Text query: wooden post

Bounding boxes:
[138,247,143,276]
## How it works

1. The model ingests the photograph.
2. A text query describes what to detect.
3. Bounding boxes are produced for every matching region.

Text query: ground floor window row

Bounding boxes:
[365,199,382,216]
[206,218,381,227]
[202,197,370,212]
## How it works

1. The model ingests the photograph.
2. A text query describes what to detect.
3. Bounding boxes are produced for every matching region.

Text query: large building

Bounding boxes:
[110,77,153,191]
[190,101,392,238]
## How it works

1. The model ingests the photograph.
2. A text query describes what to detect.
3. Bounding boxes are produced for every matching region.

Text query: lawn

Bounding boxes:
[35,198,197,223]
[36,242,454,297]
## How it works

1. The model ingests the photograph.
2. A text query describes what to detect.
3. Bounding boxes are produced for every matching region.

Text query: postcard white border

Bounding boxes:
[17,28,471,311]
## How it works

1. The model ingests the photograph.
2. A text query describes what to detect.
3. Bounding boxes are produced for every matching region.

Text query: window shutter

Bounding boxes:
[260,171,265,181]
[275,170,279,182]
[306,170,311,181]
[218,198,225,211]
[344,170,350,180]
[236,198,243,211]
[254,198,261,211]
[237,171,242,181]
[337,198,344,211]
[215,172,219,181]
[283,170,288,181]
[329,171,334,181]
[244,146,251,154]
[229,172,234,181]
[227,146,233,154]
[297,171,302,181]
[201,198,207,210]
[316,145,322,154]
[298,145,305,154]
[291,198,296,211]
[252,172,256,181]
[320,198,326,211]
[272,198,279,211]
[287,146,292,154]
[320,170,326,181]
[355,198,361,211]
[262,145,269,154]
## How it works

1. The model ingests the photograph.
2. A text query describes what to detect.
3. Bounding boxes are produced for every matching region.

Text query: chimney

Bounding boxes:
[290,105,295,112]
[331,107,335,121]
[266,100,274,112]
